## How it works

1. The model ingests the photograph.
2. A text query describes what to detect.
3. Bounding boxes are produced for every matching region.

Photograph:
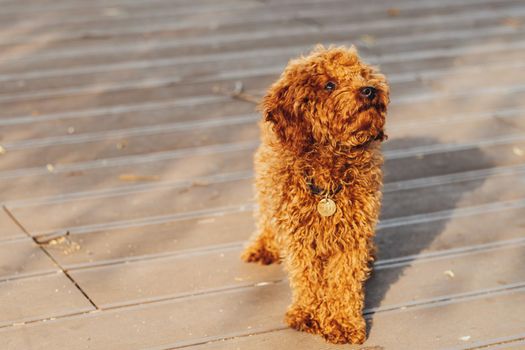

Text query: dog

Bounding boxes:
[241,45,389,344]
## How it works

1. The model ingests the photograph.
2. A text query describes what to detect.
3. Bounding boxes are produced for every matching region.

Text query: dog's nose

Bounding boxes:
[360,86,376,99]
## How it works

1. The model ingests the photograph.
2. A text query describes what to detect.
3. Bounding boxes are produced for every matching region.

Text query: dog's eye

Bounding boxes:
[360,86,376,99]
[324,81,336,91]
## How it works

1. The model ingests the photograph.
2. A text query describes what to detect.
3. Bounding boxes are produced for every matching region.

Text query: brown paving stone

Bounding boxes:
[0,146,257,203]
[0,98,255,144]
[46,210,254,268]
[0,117,260,171]
[0,239,57,280]
[9,177,255,234]
[0,272,94,327]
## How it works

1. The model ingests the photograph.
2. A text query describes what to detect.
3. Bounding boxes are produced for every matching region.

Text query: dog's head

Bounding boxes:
[262,45,389,153]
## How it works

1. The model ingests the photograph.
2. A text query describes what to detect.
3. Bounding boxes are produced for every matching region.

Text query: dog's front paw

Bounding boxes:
[241,243,280,265]
[321,317,367,344]
[285,306,320,334]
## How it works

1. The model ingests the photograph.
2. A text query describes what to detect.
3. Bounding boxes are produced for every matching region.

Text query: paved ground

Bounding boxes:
[1,0,525,349]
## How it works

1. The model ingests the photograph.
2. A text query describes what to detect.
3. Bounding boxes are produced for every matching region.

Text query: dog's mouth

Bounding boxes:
[348,103,387,146]
[354,102,387,115]
[360,130,387,147]
[373,130,387,142]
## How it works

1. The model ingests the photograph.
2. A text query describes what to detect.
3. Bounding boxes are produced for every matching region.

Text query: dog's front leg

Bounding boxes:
[317,246,372,344]
[284,242,325,336]
[283,223,373,344]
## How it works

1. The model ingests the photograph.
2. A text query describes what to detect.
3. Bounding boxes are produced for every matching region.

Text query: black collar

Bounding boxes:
[306,179,343,197]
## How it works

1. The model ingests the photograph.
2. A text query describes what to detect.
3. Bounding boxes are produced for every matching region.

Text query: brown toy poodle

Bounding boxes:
[241,45,389,344]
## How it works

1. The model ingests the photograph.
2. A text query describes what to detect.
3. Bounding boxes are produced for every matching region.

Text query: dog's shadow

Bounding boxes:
[364,136,491,334]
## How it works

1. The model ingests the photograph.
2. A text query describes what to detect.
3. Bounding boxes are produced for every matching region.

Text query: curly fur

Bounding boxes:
[241,45,390,344]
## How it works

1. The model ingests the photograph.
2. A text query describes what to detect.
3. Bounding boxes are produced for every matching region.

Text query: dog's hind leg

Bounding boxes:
[241,144,282,265]
[241,201,281,265]
[241,229,280,265]
[241,179,281,264]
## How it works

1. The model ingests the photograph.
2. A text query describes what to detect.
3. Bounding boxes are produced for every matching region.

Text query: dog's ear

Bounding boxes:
[260,81,311,153]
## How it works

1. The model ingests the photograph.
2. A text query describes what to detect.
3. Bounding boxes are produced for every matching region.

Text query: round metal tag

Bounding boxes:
[317,198,337,217]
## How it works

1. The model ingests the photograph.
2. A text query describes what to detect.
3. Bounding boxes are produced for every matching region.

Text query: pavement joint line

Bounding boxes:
[0,307,97,331]
[446,334,525,350]
[385,132,525,160]
[0,95,231,126]
[1,205,100,310]
[374,237,525,269]
[5,170,255,207]
[0,77,185,103]
[38,203,257,236]
[0,235,28,244]
[2,114,260,150]
[0,0,257,16]
[63,242,247,271]
[0,0,386,18]
[377,198,525,229]
[0,141,259,180]
[364,282,525,316]
[0,270,59,284]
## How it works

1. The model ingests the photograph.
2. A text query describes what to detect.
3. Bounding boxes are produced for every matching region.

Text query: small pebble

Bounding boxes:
[443,270,455,278]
